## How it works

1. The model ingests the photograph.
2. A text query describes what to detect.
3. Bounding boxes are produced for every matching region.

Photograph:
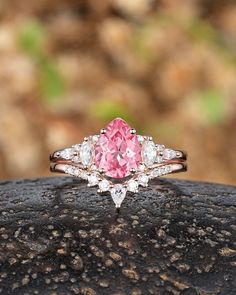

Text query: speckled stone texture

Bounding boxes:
[0,177,235,295]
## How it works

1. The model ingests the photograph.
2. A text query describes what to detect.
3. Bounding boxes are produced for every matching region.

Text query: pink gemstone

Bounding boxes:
[95,118,141,178]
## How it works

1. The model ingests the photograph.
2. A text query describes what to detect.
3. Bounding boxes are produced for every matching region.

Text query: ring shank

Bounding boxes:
[50,160,187,177]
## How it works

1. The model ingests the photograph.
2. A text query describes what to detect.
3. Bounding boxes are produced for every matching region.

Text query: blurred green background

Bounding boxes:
[0,0,235,184]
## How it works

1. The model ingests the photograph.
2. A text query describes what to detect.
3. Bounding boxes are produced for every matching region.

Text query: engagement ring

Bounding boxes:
[50,118,187,208]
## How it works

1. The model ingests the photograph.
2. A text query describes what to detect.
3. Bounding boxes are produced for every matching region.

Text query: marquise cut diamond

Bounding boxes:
[142,140,157,166]
[80,140,94,166]
[163,149,176,160]
[60,148,74,160]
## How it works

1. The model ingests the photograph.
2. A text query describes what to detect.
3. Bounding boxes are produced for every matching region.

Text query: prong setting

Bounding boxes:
[100,128,106,134]
[130,128,136,134]
[130,168,137,174]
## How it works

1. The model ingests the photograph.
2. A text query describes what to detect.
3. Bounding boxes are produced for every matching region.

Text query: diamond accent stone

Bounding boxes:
[150,165,173,178]
[72,156,80,163]
[127,179,138,193]
[138,174,149,187]
[98,179,110,192]
[80,140,94,166]
[60,148,74,160]
[137,135,144,142]
[73,144,81,151]
[142,140,157,166]
[164,165,171,174]
[64,166,87,178]
[88,174,99,186]
[95,118,141,178]
[150,169,161,179]
[92,135,99,142]
[156,156,163,163]
[80,170,88,180]
[73,168,81,177]
[65,165,75,175]
[111,184,126,208]
[90,164,97,171]
[138,163,146,172]
[156,144,165,151]
[163,149,176,160]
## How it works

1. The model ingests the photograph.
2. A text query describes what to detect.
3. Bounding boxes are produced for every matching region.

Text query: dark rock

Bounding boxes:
[0,177,235,295]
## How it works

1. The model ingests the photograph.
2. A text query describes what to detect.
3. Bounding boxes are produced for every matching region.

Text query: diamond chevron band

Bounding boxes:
[50,118,187,208]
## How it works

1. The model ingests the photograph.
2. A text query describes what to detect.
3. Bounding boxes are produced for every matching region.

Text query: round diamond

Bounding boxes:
[92,135,99,142]
[127,179,138,193]
[90,164,97,171]
[142,140,157,166]
[137,135,144,142]
[98,179,110,192]
[150,169,161,179]
[72,156,80,163]
[80,171,88,180]
[73,168,81,177]
[88,174,99,186]
[73,144,81,151]
[80,140,94,166]
[160,167,166,174]
[138,174,149,187]
[138,164,146,172]
[156,144,165,151]
[164,165,171,174]
[65,165,75,175]
[156,156,163,163]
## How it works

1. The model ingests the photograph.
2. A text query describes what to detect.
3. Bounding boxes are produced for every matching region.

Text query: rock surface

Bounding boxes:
[0,177,235,295]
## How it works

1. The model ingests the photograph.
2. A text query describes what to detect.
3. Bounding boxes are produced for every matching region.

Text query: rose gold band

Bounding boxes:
[50,157,187,176]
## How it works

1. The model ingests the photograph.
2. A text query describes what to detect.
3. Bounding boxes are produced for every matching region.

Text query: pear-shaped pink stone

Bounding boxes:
[95,118,141,178]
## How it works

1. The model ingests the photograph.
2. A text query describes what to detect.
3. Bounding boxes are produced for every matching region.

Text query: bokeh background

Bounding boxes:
[0,0,236,184]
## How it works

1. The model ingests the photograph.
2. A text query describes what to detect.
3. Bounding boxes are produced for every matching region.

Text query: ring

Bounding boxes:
[50,118,187,208]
